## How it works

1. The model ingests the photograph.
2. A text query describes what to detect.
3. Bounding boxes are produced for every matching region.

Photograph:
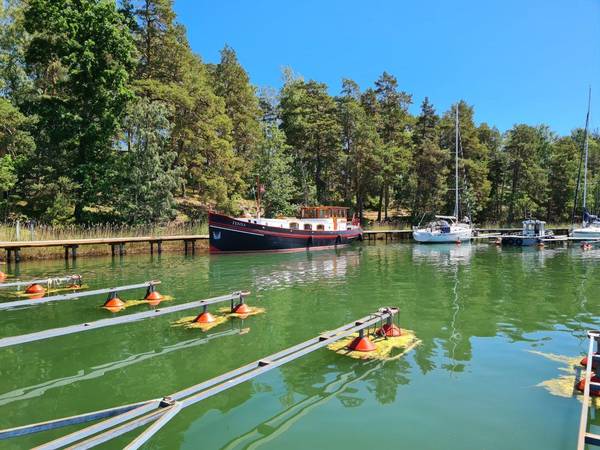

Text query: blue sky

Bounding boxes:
[174,0,599,135]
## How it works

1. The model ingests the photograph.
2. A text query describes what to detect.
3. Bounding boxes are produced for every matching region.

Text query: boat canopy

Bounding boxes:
[434,215,457,221]
[300,206,349,219]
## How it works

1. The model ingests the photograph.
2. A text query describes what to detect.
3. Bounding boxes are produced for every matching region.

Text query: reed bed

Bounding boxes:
[0,221,209,260]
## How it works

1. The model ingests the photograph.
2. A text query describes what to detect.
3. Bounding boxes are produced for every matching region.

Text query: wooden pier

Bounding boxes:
[363,228,570,242]
[0,235,209,262]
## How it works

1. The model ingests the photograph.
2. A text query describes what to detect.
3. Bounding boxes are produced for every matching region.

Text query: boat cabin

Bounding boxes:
[300,206,348,219]
[522,219,546,237]
[238,206,359,232]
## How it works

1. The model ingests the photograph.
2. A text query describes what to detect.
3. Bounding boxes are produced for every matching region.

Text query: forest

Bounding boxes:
[0,0,598,227]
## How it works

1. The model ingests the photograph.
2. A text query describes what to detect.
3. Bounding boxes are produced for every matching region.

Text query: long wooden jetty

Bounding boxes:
[0,235,209,263]
[0,307,398,448]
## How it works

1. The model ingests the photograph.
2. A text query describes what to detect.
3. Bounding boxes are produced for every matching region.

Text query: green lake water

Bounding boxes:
[0,242,599,449]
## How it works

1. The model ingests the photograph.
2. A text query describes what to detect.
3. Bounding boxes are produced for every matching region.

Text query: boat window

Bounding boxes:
[316,224,325,230]
[289,222,299,229]
[304,224,312,230]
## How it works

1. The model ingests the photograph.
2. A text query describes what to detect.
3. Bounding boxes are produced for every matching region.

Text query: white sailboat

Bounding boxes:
[571,89,600,239]
[413,105,472,243]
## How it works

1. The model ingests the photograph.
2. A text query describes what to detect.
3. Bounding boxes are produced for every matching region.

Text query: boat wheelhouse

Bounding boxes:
[501,219,554,246]
[209,206,362,253]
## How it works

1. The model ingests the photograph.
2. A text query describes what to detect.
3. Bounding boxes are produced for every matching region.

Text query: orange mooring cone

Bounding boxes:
[377,322,402,337]
[104,292,124,308]
[232,302,251,314]
[576,375,600,397]
[194,306,216,323]
[580,353,600,368]
[347,330,376,352]
[25,283,45,294]
[145,290,163,301]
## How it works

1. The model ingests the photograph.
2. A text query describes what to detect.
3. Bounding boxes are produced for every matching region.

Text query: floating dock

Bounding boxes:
[0,307,399,448]
[0,291,251,349]
[577,330,600,449]
[0,280,160,310]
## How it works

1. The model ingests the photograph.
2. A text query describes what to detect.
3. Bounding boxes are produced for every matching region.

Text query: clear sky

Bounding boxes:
[174,0,599,135]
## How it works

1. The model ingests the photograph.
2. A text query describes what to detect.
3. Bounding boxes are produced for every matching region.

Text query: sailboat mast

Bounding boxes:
[582,87,591,225]
[454,105,459,220]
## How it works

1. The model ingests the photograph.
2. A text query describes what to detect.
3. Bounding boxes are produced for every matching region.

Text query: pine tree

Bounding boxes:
[24,0,136,222]
[280,77,341,205]
[210,45,262,177]
[411,97,448,218]
[117,98,181,223]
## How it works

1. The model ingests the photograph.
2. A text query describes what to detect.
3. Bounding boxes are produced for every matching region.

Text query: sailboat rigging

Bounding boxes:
[413,104,472,243]
[571,88,600,238]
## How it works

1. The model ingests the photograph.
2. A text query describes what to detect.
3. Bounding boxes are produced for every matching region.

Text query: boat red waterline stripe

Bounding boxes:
[209,244,349,254]
[209,223,361,240]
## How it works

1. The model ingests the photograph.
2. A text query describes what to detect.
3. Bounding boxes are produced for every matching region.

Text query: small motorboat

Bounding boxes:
[501,219,554,246]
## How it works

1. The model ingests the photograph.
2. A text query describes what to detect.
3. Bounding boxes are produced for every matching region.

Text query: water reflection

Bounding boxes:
[411,243,474,267]
[246,249,360,291]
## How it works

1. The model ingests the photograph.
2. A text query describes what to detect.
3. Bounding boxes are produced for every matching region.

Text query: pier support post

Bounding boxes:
[5,249,10,263]
[64,246,69,261]
[71,245,78,260]
[150,242,154,255]
[14,248,20,263]
[191,239,196,255]
[184,240,188,255]
[157,240,162,255]
[119,243,125,256]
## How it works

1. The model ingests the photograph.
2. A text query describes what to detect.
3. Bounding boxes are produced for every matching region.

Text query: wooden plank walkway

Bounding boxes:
[0,235,209,262]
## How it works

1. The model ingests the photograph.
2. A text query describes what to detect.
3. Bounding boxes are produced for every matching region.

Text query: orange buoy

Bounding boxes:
[194,311,216,323]
[232,302,251,314]
[347,331,376,352]
[0,271,6,281]
[576,375,600,397]
[145,290,163,301]
[104,292,124,308]
[377,323,402,337]
[580,353,599,368]
[25,283,45,294]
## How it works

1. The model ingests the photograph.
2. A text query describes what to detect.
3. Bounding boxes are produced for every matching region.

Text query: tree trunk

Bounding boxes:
[384,184,389,220]
[376,186,383,222]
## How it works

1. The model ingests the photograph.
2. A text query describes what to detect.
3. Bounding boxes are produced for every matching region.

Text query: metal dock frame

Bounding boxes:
[0,274,82,289]
[0,291,251,349]
[0,307,399,449]
[0,280,161,310]
[577,330,600,450]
